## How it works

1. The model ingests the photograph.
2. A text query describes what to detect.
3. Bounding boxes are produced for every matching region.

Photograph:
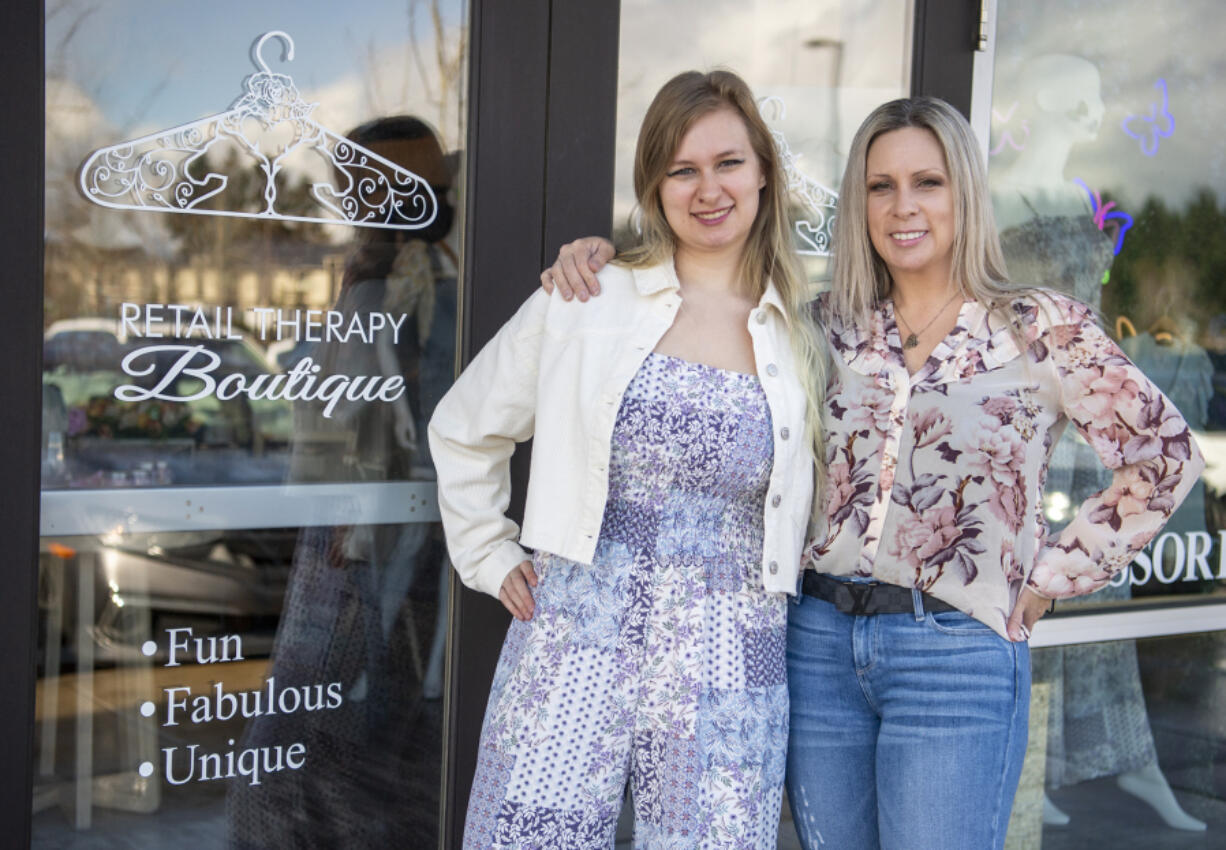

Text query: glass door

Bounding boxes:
[611,3,915,845]
[973,1,1226,844]
[36,1,468,845]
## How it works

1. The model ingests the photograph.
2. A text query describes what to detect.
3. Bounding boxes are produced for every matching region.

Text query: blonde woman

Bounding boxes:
[545,96,1202,850]
[430,70,824,848]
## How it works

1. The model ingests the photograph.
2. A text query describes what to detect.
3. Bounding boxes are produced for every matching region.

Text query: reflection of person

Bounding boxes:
[545,96,1205,850]
[429,71,824,848]
[227,115,458,847]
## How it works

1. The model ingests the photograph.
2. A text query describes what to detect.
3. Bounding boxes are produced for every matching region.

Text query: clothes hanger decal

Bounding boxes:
[78,31,438,230]
[759,96,839,257]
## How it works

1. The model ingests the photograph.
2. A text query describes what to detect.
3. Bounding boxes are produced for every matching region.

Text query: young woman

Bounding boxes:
[429,70,825,848]
[543,96,1203,850]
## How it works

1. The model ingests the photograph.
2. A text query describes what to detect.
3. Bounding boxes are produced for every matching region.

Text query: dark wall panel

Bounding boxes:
[0,0,43,843]
[911,0,979,117]
[443,1,620,846]
[541,1,621,255]
[444,2,551,845]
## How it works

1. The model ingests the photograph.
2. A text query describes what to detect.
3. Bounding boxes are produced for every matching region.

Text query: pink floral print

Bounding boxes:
[807,293,1204,637]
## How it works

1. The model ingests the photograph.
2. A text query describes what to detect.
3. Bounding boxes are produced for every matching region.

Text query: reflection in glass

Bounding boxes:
[614,0,912,279]
[988,1,1225,845]
[36,1,468,846]
[611,3,913,847]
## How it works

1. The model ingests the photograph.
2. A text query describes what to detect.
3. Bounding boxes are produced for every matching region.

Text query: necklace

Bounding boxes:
[893,290,962,350]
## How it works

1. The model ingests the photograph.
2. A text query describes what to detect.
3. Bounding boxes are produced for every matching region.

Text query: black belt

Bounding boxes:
[802,571,958,616]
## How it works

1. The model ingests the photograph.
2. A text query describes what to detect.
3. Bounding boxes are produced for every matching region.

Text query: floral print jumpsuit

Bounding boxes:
[463,353,788,850]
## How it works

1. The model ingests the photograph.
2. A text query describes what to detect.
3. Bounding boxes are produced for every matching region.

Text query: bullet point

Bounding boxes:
[140,701,155,717]
[141,641,157,657]
[138,762,154,778]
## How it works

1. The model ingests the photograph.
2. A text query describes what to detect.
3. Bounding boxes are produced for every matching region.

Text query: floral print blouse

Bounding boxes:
[805,291,1204,637]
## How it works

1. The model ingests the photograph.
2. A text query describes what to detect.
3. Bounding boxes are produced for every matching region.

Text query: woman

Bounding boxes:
[429,70,825,848]
[543,96,1203,849]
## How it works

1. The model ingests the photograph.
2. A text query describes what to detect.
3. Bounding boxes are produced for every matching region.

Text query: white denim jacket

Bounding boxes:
[428,259,815,598]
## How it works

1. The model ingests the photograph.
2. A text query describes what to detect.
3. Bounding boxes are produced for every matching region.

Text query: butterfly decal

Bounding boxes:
[989,102,1029,157]
[1074,178,1133,256]
[1121,79,1174,157]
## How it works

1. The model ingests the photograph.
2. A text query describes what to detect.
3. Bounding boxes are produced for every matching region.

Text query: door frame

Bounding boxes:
[441,1,622,845]
[0,0,45,842]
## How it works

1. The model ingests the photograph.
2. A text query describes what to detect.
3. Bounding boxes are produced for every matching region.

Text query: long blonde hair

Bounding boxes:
[619,70,827,498]
[830,96,1036,334]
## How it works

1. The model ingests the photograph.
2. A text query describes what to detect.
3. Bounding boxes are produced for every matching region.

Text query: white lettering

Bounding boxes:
[186,307,212,338]
[279,685,302,714]
[114,349,399,419]
[378,375,406,402]
[1185,532,1214,581]
[120,303,141,338]
[386,312,406,344]
[167,304,191,336]
[326,310,345,341]
[1151,533,1184,584]
[164,686,191,726]
[116,346,219,402]
[344,311,370,344]
[304,309,323,342]
[251,307,274,339]
[144,304,164,337]
[286,743,307,770]
[226,307,241,340]
[216,373,246,401]
[166,627,192,667]
[368,312,386,338]
[164,745,197,785]
[277,309,301,341]
[236,746,261,785]
[310,374,350,418]
[163,741,307,787]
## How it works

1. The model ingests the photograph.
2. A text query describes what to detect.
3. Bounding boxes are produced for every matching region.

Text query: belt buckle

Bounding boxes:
[845,581,877,616]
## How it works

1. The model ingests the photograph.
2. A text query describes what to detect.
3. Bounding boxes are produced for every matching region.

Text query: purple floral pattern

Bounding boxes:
[464,354,788,849]
[807,293,1204,637]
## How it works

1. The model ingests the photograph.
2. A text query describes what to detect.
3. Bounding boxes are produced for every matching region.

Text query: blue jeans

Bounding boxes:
[785,591,1030,850]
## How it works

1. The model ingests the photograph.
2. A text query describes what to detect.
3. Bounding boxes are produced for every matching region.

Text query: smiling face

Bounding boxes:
[864,126,957,288]
[658,107,766,265]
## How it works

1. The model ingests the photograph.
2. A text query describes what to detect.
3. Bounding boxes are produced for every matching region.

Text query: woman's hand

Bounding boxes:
[1006,587,1051,642]
[499,560,539,621]
[540,237,615,301]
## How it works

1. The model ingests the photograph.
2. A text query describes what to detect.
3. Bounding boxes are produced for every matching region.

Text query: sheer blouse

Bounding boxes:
[805,292,1205,637]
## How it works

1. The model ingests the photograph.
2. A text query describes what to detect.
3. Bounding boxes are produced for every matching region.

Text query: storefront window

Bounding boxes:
[36,1,467,845]
[986,1,1225,843]
[613,3,913,845]
[614,0,914,280]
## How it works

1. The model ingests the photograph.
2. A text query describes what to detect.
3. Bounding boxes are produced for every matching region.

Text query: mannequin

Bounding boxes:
[990,54,1206,832]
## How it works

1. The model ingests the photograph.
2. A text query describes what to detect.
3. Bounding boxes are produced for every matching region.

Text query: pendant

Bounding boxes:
[903,333,919,349]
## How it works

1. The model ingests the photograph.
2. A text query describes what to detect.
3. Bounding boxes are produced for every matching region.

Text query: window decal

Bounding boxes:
[78,31,439,230]
[760,96,839,257]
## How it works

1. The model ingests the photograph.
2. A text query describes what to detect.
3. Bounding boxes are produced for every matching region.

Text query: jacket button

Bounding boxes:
[756,311,767,324]
[765,363,778,377]
[771,494,782,508]
[768,561,779,575]
[780,427,790,440]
